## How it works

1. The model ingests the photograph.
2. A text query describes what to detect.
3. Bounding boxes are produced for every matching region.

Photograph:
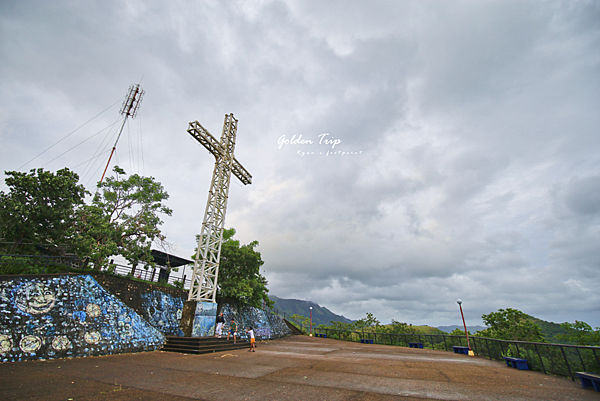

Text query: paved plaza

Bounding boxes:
[0,335,596,400]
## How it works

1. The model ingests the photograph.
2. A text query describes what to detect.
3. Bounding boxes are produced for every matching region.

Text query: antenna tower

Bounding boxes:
[99,84,144,183]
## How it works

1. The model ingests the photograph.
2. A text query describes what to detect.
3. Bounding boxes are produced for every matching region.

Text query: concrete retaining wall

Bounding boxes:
[0,274,164,363]
[0,273,291,363]
[90,273,186,337]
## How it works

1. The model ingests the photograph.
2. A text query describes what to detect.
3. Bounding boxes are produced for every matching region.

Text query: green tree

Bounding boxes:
[375,320,418,335]
[290,314,311,333]
[0,168,87,254]
[449,328,470,336]
[353,312,380,331]
[76,166,172,269]
[557,321,600,346]
[329,321,354,331]
[478,308,544,342]
[194,228,272,311]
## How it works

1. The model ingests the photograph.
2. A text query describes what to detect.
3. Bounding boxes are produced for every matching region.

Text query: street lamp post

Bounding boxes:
[457,299,473,356]
[309,306,313,337]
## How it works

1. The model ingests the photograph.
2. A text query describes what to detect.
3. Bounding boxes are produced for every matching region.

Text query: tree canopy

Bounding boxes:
[1,166,172,271]
[353,312,380,330]
[194,228,271,311]
[450,328,470,336]
[0,168,87,254]
[557,321,600,346]
[477,308,544,342]
[76,166,172,268]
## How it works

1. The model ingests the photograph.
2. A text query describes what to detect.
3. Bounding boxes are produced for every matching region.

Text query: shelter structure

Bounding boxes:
[150,249,193,283]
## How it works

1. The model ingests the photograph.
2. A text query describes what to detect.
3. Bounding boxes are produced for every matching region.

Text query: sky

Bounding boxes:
[1,0,599,328]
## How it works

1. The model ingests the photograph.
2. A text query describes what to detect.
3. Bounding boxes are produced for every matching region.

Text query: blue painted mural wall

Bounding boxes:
[139,290,184,336]
[192,301,217,337]
[0,275,164,363]
[0,273,291,363]
[221,303,291,340]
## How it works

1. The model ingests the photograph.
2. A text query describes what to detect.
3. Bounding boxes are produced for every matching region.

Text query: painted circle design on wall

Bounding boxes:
[86,303,102,318]
[84,331,101,345]
[52,336,71,352]
[0,334,13,354]
[15,282,56,314]
[20,335,42,353]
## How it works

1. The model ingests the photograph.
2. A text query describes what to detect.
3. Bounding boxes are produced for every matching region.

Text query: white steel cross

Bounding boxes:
[187,114,252,302]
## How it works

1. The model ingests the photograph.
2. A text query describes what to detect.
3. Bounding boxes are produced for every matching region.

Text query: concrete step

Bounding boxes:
[162,336,251,354]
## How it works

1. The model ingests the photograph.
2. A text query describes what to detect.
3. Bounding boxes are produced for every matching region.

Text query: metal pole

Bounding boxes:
[100,84,143,185]
[309,307,313,336]
[457,299,472,354]
[534,343,546,374]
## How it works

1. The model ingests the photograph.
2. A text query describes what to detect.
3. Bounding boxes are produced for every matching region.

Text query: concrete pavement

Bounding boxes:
[0,335,596,400]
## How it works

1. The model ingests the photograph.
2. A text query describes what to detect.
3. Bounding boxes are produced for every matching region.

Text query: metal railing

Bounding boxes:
[265,307,308,333]
[111,263,192,289]
[0,254,192,290]
[314,328,600,380]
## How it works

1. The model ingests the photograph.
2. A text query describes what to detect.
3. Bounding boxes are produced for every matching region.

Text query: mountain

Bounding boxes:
[269,295,353,326]
[436,325,487,334]
[529,316,569,344]
[438,317,569,344]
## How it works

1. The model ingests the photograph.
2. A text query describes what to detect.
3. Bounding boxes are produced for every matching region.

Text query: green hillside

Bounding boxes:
[270,297,574,343]
[529,316,569,344]
[269,295,353,326]
[412,325,447,335]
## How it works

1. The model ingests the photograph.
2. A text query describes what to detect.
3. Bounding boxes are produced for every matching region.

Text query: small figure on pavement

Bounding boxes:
[215,312,225,338]
[227,318,237,344]
[247,327,256,352]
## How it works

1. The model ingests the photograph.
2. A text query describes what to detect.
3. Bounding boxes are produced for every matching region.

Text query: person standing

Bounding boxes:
[247,327,256,352]
[215,312,225,338]
[227,318,237,344]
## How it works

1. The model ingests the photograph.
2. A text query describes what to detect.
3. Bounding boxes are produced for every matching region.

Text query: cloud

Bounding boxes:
[1,0,599,327]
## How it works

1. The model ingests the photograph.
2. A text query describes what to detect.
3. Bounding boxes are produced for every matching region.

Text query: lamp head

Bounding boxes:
[456,299,463,305]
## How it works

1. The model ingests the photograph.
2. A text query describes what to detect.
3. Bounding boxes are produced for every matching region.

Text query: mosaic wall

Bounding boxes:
[140,290,184,336]
[192,301,217,337]
[220,303,291,340]
[90,273,186,337]
[0,273,292,363]
[0,275,164,363]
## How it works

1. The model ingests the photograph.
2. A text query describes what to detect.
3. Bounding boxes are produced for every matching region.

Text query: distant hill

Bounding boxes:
[269,295,353,327]
[436,325,487,334]
[529,316,569,344]
[437,318,570,344]
[268,298,571,343]
[412,326,446,334]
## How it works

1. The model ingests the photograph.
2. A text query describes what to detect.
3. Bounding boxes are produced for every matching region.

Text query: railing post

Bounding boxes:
[534,343,546,374]
[593,348,600,371]
[575,347,585,372]
[559,345,574,380]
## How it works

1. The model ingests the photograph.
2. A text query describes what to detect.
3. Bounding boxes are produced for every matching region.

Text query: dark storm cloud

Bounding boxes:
[1,0,599,327]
